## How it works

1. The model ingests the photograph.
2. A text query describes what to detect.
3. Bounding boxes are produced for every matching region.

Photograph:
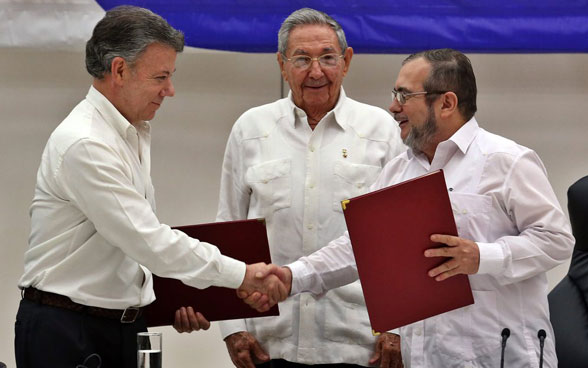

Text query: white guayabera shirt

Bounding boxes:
[217,89,405,365]
[289,118,574,368]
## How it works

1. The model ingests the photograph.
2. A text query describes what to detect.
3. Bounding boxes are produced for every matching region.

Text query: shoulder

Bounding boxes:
[476,128,533,160]
[231,98,289,140]
[342,97,398,142]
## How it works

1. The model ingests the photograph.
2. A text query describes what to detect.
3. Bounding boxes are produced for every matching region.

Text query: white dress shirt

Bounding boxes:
[19,86,245,310]
[217,89,405,365]
[289,118,574,368]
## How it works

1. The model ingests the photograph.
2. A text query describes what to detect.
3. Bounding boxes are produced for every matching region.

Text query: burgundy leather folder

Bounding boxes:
[144,218,279,327]
[342,170,474,332]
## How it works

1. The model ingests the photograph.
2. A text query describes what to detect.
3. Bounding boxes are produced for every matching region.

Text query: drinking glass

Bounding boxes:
[137,332,162,368]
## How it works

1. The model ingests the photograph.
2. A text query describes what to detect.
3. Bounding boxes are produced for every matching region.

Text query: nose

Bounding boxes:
[161,79,175,97]
[308,59,324,78]
[389,97,402,114]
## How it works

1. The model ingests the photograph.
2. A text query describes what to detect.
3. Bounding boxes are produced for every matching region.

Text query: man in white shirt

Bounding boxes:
[15,6,284,368]
[217,7,405,368]
[248,48,575,367]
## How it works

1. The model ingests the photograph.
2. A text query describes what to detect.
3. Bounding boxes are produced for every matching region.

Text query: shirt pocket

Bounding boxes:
[245,158,292,216]
[322,281,376,345]
[332,161,382,212]
[434,290,502,361]
[449,193,492,242]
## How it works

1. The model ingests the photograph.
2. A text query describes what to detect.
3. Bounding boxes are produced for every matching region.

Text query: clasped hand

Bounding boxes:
[236,263,292,312]
[173,263,291,333]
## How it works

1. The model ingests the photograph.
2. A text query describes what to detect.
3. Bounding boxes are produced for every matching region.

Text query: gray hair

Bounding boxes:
[85,5,185,79]
[278,8,348,56]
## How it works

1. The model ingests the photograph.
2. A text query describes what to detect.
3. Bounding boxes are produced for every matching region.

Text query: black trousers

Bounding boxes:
[15,299,147,368]
[257,359,365,368]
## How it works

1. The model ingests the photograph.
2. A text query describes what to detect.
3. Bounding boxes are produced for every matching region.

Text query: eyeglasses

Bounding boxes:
[391,88,447,105]
[284,53,344,69]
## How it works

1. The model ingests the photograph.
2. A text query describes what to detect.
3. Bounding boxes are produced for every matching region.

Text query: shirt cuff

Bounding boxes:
[218,319,247,339]
[215,256,247,289]
[285,260,310,295]
[476,242,505,275]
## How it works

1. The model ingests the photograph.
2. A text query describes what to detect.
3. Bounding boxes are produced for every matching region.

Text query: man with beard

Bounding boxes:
[248,48,574,367]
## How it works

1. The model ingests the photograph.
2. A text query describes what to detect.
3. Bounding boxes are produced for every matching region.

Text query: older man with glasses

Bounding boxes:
[214,7,405,368]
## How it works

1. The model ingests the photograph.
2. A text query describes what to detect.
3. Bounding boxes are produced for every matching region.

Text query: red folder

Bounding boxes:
[143,218,279,327]
[342,170,474,332]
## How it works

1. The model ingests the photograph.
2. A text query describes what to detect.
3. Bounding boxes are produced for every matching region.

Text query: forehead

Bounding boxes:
[395,58,431,90]
[286,24,341,55]
[133,43,177,73]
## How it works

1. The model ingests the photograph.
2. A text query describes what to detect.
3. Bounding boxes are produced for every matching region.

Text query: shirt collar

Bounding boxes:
[85,86,151,137]
[286,87,348,131]
[448,117,479,154]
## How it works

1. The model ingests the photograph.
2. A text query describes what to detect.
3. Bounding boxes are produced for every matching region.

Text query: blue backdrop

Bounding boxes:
[96,1,588,53]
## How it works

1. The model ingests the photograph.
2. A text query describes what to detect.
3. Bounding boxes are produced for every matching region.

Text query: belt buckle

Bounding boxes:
[120,306,140,323]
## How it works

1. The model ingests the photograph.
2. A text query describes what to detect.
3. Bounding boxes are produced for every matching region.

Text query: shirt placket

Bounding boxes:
[298,117,321,360]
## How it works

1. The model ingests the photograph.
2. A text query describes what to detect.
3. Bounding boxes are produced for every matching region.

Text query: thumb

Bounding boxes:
[251,339,270,362]
[369,340,382,365]
[252,263,270,279]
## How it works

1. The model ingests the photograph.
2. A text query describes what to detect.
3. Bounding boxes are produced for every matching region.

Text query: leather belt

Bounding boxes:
[23,287,142,323]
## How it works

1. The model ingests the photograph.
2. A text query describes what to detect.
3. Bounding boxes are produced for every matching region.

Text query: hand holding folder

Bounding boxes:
[341,170,474,332]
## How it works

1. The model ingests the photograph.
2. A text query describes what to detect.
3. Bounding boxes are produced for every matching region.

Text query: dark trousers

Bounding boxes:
[15,299,147,368]
[257,359,365,368]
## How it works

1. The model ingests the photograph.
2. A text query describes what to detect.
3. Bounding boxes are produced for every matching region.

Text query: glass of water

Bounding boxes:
[137,332,162,368]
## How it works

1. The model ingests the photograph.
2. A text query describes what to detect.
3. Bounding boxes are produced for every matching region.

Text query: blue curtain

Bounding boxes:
[97,0,588,53]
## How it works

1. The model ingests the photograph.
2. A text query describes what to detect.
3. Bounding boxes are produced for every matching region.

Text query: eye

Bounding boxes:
[320,54,338,64]
[292,56,310,67]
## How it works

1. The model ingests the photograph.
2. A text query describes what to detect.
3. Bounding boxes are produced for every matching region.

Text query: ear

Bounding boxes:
[342,47,354,77]
[439,91,458,118]
[110,56,127,86]
[276,52,288,81]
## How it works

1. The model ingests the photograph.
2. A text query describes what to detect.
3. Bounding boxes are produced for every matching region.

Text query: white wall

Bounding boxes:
[1,48,586,367]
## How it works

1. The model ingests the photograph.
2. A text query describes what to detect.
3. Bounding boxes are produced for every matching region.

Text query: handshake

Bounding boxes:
[237,263,293,312]
[174,263,292,333]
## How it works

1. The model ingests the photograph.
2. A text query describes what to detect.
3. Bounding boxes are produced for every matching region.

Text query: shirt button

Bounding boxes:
[462,209,467,214]
[415,328,422,336]
[356,183,363,188]
[309,146,315,152]
[309,184,315,189]
[262,180,268,184]
[307,224,314,230]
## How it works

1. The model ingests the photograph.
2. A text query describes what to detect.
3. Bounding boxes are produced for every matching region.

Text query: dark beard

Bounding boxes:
[403,105,438,154]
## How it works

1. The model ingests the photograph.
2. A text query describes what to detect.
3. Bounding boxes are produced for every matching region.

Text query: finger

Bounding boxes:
[253,262,269,279]
[195,311,210,330]
[185,306,201,331]
[424,246,459,258]
[176,306,191,332]
[173,308,183,332]
[435,267,462,281]
[237,289,249,299]
[428,259,459,278]
[251,339,270,362]
[236,351,255,368]
[369,338,382,365]
[430,234,460,246]
[242,291,262,305]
